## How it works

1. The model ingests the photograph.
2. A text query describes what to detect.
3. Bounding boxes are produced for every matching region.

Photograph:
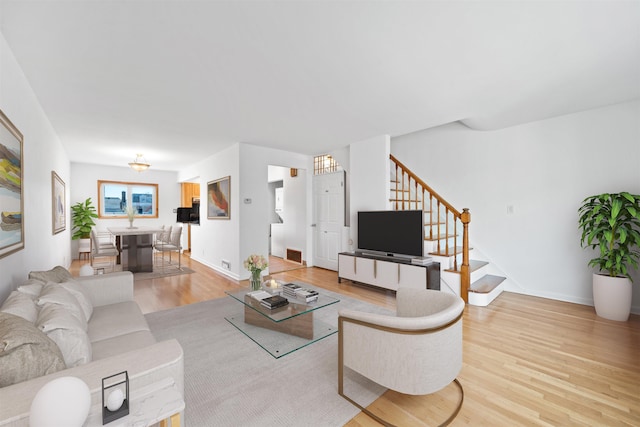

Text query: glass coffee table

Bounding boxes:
[225,284,340,358]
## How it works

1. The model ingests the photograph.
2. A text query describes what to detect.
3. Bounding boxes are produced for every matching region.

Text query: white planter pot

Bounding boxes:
[592,273,632,321]
[78,238,91,260]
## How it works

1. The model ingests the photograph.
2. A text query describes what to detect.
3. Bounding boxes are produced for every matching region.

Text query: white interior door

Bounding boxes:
[313,171,345,270]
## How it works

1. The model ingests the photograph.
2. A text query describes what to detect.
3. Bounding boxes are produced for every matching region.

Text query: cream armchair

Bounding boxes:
[338,288,465,426]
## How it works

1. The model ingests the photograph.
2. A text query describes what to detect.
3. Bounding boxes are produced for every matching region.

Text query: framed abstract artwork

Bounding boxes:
[52,171,65,234]
[0,109,24,258]
[207,176,230,219]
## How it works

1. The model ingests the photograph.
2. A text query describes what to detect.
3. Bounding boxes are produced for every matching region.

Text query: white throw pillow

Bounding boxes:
[0,291,38,323]
[36,303,92,367]
[36,283,87,327]
[16,280,44,299]
[60,281,93,321]
[37,303,86,333]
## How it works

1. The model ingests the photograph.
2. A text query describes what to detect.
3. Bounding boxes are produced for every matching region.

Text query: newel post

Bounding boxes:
[460,208,471,303]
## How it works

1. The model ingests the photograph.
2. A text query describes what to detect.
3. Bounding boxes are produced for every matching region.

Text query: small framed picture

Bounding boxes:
[207,176,230,219]
[51,171,65,234]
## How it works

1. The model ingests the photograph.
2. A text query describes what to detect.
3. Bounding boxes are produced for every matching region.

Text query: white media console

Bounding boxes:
[338,252,440,291]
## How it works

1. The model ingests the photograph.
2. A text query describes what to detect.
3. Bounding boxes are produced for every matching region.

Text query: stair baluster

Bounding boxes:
[390,154,471,303]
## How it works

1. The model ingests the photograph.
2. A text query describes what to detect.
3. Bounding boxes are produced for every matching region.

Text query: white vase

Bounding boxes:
[592,273,632,321]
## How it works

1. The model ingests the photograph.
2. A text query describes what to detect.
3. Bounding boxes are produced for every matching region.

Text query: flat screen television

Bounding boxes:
[176,207,191,223]
[177,203,200,224]
[357,210,424,257]
[190,202,200,224]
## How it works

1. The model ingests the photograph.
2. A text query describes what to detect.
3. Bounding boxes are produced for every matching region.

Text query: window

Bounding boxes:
[314,154,342,175]
[98,180,158,218]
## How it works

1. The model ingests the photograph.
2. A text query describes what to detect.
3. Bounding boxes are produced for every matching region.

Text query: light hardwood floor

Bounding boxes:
[70,255,640,426]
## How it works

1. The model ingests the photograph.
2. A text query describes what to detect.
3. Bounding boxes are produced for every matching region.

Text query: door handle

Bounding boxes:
[311,224,317,227]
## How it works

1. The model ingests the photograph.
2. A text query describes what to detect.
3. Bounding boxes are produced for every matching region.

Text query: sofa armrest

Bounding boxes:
[75,272,134,307]
[0,339,183,427]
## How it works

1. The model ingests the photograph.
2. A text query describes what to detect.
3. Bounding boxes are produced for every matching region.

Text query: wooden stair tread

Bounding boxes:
[424,234,458,241]
[389,198,421,203]
[469,275,506,293]
[445,259,488,273]
[424,221,445,226]
[428,246,465,257]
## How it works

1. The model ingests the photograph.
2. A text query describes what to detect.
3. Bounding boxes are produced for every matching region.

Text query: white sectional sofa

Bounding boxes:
[0,269,184,426]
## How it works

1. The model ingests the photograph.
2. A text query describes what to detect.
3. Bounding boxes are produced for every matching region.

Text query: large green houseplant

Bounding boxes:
[71,198,98,240]
[578,192,640,321]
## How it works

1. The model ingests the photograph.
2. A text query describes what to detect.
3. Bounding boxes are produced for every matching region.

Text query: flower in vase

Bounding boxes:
[126,205,136,222]
[244,254,268,290]
[244,254,268,274]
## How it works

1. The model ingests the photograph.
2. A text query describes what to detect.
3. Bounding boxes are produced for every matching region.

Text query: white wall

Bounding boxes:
[281,167,307,260]
[187,144,240,278]
[329,146,351,226]
[185,143,311,280]
[238,144,311,278]
[267,165,287,183]
[69,162,180,257]
[0,33,71,301]
[392,100,640,312]
[348,135,390,250]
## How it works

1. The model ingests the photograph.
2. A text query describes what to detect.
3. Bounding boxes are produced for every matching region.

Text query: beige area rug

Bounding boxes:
[145,285,391,426]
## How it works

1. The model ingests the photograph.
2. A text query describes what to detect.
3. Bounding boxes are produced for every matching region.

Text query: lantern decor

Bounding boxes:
[102,371,129,424]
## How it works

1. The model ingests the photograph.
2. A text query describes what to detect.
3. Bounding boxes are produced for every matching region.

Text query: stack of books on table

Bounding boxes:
[282,283,319,302]
[260,295,289,310]
[247,290,273,301]
[282,283,302,298]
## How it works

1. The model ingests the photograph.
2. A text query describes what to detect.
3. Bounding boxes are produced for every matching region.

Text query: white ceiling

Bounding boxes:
[1,1,639,171]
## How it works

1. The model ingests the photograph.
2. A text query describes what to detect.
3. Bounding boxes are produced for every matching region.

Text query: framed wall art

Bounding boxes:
[51,171,65,234]
[207,176,230,219]
[0,109,24,258]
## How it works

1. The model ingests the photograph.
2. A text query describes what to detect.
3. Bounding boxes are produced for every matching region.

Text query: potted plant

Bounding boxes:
[71,198,98,259]
[578,192,640,321]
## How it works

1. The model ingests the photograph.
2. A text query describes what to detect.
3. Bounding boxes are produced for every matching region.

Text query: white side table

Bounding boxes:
[85,377,184,427]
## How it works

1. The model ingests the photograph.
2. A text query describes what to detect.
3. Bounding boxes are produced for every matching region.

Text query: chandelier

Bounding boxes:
[128,154,150,172]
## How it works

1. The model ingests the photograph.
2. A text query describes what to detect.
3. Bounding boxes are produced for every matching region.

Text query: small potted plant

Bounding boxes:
[578,192,640,321]
[71,198,98,240]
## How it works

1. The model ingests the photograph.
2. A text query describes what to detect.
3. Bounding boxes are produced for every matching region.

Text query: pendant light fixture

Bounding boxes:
[128,154,150,172]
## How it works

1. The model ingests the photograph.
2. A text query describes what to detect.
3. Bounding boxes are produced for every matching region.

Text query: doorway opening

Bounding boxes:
[267,165,307,274]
